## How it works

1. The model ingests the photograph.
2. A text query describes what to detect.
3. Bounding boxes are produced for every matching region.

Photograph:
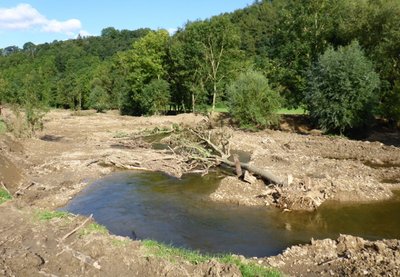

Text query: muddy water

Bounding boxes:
[64,172,400,257]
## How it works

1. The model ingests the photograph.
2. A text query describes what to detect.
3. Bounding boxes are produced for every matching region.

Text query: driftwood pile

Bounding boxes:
[158,125,285,185]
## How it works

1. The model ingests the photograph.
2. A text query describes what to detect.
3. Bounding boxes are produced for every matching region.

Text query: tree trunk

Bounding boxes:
[233,155,242,177]
[192,93,195,113]
[212,82,217,112]
[220,158,285,185]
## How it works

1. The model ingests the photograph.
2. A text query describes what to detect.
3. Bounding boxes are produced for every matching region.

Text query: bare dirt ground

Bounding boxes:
[210,117,400,211]
[1,109,400,276]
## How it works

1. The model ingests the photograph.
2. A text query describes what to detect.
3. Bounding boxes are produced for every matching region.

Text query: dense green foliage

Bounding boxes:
[0,0,399,129]
[306,42,380,133]
[227,70,281,129]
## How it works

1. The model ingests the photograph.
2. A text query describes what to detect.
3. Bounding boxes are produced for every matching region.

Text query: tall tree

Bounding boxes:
[116,30,170,115]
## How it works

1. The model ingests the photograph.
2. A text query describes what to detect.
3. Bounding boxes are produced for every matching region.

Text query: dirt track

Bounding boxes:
[1,109,399,276]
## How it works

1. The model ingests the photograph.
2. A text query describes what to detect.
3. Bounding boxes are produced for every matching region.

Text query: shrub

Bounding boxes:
[306,41,380,133]
[227,70,282,129]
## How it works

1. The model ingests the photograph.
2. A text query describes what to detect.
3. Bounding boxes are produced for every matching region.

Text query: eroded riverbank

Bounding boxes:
[1,109,400,276]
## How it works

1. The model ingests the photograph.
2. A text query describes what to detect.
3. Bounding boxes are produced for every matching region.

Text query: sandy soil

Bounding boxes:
[210,121,400,211]
[1,109,400,276]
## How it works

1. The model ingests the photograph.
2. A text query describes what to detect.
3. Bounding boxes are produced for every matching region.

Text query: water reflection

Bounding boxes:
[63,172,400,257]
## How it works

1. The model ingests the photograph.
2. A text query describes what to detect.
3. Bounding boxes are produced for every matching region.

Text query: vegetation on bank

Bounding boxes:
[36,210,71,221]
[0,188,12,205]
[143,239,282,277]
[0,0,399,133]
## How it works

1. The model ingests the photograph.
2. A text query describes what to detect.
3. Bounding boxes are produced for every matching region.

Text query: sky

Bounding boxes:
[0,0,254,49]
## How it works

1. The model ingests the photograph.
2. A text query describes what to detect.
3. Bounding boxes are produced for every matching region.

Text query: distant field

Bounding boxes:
[208,105,307,115]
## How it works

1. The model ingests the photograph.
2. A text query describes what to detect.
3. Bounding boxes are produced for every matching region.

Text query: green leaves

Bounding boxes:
[116,30,171,115]
[306,41,380,133]
[227,70,282,129]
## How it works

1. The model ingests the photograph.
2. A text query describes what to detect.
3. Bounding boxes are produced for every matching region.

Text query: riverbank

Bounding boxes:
[1,109,399,276]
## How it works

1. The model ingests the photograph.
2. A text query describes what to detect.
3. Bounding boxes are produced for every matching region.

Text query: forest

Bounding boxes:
[0,0,399,133]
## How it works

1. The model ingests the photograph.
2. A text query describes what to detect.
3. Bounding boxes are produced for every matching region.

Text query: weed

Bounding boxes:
[37,210,70,221]
[79,223,108,236]
[142,240,281,277]
[0,189,12,205]
[0,119,7,134]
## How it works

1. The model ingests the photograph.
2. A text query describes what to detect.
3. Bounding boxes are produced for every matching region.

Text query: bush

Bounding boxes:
[88,86,110,113]
[227,70,282,129]
[306,41,380,133]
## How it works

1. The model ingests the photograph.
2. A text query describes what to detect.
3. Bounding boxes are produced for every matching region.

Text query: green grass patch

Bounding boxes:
[111,238,130,247]
[0,189,12,205]
[79,223,108,236]
[277,107,306,115]
[207,103,229,113]
[37,210,70,221]
[0,119,7,134]
[142,240,281,277]
[206,104,306,116]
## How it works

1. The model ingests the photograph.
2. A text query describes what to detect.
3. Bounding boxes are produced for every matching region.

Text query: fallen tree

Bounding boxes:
[152,124,285,185]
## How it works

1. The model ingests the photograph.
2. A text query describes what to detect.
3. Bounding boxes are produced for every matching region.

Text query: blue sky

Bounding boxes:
[0,1,254,48]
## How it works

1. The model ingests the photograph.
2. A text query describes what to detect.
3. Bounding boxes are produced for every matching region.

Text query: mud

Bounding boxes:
[1,109,400,276]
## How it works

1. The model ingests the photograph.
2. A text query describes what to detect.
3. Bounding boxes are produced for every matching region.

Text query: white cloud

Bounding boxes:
[0,3,81,34]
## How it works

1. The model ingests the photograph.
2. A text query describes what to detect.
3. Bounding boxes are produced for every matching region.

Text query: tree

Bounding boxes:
[116,30,170,115]
[141,79,170,115]
[88,85,110,112]
[227,70,282,129]
[171,17,244,112]
[306,41,380,133]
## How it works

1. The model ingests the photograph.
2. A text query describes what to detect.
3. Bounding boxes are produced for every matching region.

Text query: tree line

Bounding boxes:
[0,0,399,133]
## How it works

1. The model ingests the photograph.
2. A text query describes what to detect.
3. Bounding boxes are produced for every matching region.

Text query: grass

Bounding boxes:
[142,240,281,277]
[0,119,7,134]
[206,104,306,116]
[37,210,70,221]
[0,189,12,205]
[277,107,306,115]
[79,223,108,236]
[207,103,229,113]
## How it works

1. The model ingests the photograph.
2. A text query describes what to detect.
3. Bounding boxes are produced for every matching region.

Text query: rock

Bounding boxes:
[373,241,387,254]
[287,174,293,185]
[243,170,257,184]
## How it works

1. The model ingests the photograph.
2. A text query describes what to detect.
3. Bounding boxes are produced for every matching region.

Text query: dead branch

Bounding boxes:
[14,181,37,196]
[155,126,285,184]
[189,129,228,158]
[61,245,101,270]
[61,214,93,241]
[233,155,242,177]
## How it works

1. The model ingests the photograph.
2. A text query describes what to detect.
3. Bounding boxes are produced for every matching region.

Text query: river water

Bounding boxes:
[63,171,400,257]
